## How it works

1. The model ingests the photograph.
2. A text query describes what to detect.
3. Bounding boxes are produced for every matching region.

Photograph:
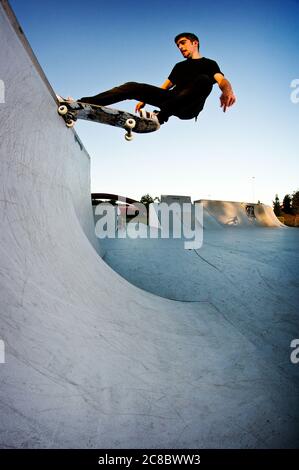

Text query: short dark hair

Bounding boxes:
[174,32,200,47]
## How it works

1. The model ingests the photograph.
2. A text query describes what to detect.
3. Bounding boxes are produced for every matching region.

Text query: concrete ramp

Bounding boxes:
[155,196,283,229]
[196,199,284,228]
[0,0,299,449]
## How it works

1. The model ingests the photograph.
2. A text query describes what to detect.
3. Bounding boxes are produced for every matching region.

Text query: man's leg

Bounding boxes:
[78,75,213,124]
[79,82,172,108]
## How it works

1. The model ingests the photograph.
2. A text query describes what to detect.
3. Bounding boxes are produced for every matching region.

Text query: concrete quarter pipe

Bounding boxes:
[0,0,299,449]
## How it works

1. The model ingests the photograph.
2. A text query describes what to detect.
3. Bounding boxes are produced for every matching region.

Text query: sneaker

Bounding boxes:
[139,109,160,128]
[56,94,75,103]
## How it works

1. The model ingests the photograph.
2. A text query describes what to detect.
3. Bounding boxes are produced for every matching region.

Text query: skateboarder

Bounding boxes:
[73,32,236,125]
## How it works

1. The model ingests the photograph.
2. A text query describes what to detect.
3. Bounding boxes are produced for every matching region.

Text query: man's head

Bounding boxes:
[174,32,200,59]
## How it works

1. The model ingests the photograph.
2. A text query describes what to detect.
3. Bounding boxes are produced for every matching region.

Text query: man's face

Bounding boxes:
[176,37,199,58]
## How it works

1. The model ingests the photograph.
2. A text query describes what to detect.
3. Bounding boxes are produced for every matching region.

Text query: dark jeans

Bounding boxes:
[79,74,213,124]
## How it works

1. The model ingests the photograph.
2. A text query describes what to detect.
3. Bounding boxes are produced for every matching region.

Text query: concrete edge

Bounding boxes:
[0,0,88,158]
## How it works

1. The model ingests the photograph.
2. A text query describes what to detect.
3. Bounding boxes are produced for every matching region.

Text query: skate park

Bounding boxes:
[0,0,299,449]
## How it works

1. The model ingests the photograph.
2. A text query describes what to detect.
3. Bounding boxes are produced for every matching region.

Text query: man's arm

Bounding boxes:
[160,79,174,90]
[135,79,173,113]
[214,73,236,112]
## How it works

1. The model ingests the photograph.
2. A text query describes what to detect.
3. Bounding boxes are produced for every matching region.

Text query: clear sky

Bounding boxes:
[10,0,299,205]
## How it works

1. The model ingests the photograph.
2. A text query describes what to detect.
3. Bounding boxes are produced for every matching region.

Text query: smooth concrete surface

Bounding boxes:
[0,0,299,449]
[197,199,284,227]
[101,227,299,380]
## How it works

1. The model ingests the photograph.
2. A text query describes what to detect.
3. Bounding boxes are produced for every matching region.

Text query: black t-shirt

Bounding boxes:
[168,57,223,91]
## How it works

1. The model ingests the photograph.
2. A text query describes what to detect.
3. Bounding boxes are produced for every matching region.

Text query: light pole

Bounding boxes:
[251,176,255,203]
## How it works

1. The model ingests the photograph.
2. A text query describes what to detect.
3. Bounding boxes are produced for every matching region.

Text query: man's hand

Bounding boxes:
[135,101,145,113]
[214,74,236,113]
[220,90,236,112]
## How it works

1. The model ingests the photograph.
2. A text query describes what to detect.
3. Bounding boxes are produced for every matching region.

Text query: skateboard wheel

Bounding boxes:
[58,105,68,115]
[66,120,75,128]
[125,133,134,141]
[125,118,136,129]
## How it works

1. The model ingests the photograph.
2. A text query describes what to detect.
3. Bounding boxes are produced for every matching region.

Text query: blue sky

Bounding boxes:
[10,0,299,205]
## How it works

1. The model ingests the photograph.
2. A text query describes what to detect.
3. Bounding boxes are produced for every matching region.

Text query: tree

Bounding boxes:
[282,194,292,214]
[140,194,155,206]
[292,190,299,215]
[273,194,281,216]
[140,194,156,224]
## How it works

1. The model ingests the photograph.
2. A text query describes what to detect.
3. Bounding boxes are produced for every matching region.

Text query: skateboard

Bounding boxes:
[57,98,159,141]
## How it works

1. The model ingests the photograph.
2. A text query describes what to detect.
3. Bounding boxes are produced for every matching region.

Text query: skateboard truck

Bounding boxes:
[58,104,76,128]
[124,118,136,141]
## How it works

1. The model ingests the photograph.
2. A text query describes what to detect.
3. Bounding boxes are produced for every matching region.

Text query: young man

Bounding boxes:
[76,32,236,125]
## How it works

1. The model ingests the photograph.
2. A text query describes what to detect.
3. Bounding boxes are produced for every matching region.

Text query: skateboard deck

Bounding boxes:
[57,98,159,141]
